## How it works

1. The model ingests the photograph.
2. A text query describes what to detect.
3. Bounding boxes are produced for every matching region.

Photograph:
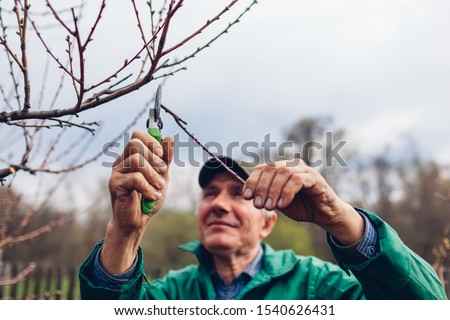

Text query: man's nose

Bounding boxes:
[211,191,231,215]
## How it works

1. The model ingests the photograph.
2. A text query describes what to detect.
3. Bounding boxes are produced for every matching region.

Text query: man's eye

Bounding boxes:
[232,189,243,198]
[202,191,217,198]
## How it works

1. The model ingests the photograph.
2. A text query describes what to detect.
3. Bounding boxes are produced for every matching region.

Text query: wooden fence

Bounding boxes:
[1,262,448,299]
[0,262,80,300]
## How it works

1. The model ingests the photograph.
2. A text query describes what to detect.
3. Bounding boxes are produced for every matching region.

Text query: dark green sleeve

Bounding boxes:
[329,209,447,300]
[78,241,168,300]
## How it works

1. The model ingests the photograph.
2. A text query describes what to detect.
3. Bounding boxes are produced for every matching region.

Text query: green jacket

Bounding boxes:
[79,210,447,300]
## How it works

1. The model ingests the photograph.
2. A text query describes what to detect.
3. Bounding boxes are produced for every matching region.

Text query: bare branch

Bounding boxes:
[0,262,36,286]
[1,5,22,110]
[44,0,75,35]
[161,103,245,184]
[82,0,105,51]
[0,213,75,248]
[131,0,153,62]
[152,66,187,80]
[69,8,86,110]
[162,0,258,71]
[162,0,239,56]
[0,84,13,111]
[1,1,255,124]
[84,23,165,93]
[27,9,80,84]
[5,119,100,134]
[0,34,24,70]
[1,0,257,186]
[66,35,79,98]
[16,0,32,112]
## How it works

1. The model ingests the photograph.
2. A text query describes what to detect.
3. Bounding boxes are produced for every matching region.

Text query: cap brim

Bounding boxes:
[198,156,282,216]
[198,156,253,188]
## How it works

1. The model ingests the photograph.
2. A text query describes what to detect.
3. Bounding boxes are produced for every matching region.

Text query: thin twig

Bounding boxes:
[50,130,90,164]
[0,262,36,286]
[162,0,239,56]
[17,0,31,112]
[5,119,100,134]
[0,213,75,248]
[131,0,153,62]
[28,10,80,83]
[70,8,84,110]
[152,66,187,80]
[162,0,257,70]
[0,0,253,124]
[66,35,79,98]
[81,0,105,51]
[1,5,22,110]
[84,24,164,93]
[160,103,246,184]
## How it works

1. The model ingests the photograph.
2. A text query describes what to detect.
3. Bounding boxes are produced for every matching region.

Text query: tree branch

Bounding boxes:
[161,103,245,184]
[162,0,239,56]
[16,0,31,112]
[0,213,75,248]
[0,262,36,286]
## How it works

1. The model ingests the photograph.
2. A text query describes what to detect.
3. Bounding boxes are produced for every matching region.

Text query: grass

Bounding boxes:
[1,273,80,300]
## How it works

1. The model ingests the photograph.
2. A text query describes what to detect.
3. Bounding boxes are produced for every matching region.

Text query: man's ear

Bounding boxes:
[260,212,277,239]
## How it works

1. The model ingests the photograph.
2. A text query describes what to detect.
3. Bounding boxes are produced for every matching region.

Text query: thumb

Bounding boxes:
[162,136,174,169]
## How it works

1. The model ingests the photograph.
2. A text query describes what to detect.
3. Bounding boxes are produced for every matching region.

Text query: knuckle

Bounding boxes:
[130,172,148,191]
[128,139,145,154]
[291,173,303,185]
[129,153,144,169]
[254,184,267,196]
[278,166,292,176]
[245,174,259,186]
[131,130,145,140]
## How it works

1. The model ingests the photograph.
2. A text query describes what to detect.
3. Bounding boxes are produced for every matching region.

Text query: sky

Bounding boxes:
[1,0,450,213]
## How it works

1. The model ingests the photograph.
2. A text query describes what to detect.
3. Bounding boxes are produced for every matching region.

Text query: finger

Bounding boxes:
[131,130,164,157]
[118,152,166,192]
[112,130,146,168]
[263,167,292,210]
[161,136,174,174]
[114,134,167,175]
[277,171,318,208]
[243,164,265,200]
[109,171,163,202]
[252,165,278,209]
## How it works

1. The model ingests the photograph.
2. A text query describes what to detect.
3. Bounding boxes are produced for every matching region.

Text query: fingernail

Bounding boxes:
[243,188,253,198]
[157,176,166,188]
[154,191,162,199]
[277,198,283,207]
[157,162,168,173]
[265,198,273,209]
[254,196,263,208]
[155,148,163,158]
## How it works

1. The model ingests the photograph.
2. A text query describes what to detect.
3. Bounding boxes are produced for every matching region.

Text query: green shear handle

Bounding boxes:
[141,85,163,215]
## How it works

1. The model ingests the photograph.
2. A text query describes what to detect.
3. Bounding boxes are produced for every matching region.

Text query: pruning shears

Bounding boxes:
[141,85,163,214]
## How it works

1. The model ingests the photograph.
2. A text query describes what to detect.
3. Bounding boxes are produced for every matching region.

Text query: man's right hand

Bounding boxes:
[100,130,174,274]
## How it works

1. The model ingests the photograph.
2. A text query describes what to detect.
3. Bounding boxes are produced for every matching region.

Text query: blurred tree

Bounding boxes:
[0,0,258,285]
[282,116,349,261]
[392,161,450,262]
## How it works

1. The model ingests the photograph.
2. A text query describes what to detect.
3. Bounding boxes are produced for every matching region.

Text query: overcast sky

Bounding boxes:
[2,0,450,212]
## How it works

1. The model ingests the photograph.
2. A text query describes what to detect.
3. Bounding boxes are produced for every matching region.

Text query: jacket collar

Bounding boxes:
[179,240,300,278]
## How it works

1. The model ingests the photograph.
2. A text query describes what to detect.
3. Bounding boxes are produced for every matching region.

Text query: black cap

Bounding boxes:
[198,156,252,188]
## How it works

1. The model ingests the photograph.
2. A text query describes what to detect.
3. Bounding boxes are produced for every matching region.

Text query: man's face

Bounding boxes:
[197,172,276,257]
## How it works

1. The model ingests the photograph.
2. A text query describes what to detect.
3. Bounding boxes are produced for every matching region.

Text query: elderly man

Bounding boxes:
[79,131,446,299]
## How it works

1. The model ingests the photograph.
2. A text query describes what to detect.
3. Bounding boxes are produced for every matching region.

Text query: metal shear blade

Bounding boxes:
[147,84,163,130]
